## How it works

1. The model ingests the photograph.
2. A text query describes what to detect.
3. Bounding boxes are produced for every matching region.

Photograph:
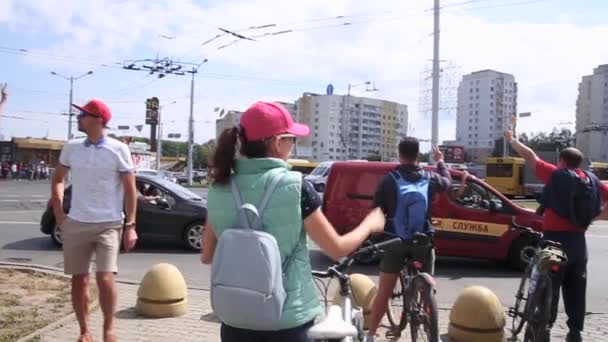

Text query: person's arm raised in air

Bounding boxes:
[504,129,540,166]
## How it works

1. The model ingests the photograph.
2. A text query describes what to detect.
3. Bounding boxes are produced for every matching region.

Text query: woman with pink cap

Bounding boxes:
[201,101,385,341]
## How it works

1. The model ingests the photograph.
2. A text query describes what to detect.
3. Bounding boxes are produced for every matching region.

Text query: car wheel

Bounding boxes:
[508,236,535,271]
[51,224,64,247]
[183,222,204,251]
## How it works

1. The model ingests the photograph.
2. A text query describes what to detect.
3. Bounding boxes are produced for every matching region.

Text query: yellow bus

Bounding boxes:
[287,159,320,175]
[485,157,527,197]
[590,162,608,183]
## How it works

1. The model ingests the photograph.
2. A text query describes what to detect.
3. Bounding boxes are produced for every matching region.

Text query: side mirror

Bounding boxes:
[489,200,502,212]
[157,198,170,210]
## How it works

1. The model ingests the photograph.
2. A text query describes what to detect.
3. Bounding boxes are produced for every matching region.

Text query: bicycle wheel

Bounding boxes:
[523,274,553,342]
[509,267,532,338]
[386,272,407,332]
[409,274,439,342]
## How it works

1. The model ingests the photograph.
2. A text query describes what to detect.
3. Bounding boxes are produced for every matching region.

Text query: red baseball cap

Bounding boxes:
[239,101,309,141]
[72,99,112,126]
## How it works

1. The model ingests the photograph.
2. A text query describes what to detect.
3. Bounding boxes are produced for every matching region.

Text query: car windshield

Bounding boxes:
[310,166,328,176]
[154,178,202,200]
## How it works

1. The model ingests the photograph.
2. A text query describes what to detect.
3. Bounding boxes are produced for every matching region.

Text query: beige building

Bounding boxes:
[295,92,407,162]
[213,94,407,162]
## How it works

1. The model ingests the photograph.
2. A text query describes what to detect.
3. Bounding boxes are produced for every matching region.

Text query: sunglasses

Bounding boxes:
[78,110,98,119]
[277,134,297,144]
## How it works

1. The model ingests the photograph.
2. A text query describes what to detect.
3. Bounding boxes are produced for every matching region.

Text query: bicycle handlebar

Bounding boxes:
[312,237,402,280]
[511,217,542,240]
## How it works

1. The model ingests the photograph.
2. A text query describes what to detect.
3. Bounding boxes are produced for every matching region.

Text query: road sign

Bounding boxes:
[145,97,159,125]
[117,125,130,130]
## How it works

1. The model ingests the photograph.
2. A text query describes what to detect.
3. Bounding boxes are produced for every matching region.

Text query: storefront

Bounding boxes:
[12,138,65,166]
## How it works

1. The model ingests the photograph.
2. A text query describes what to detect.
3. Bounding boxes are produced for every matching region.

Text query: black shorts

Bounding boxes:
[379,241,435,275]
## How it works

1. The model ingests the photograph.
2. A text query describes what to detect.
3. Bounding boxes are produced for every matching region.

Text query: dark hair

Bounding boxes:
[210,126,271,184]
[559,147,583,168]
[398,137,420,161]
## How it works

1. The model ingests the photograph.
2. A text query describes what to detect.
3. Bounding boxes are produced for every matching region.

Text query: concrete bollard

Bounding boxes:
[136,263,188,318]
[332,273,377,329]
[447,285,506,342]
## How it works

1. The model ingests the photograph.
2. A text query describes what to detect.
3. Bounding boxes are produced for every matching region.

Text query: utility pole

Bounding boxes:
[431,0,441,156]
[122,57,207,185]
[51,70,93,140]
[187,70,195,185]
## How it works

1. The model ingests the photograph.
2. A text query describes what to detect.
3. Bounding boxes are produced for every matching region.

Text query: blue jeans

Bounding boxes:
[220,321,315,342]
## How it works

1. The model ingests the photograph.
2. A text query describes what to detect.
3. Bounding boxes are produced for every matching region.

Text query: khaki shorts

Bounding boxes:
[380,241,435,276]
[62,217,123,275]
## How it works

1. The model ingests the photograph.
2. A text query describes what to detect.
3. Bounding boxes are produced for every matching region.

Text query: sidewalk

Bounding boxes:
[37,281,608,342]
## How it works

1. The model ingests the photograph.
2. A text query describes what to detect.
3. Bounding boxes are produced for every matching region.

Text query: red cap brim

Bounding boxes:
[287,122,310,137]
[71,104,87,113]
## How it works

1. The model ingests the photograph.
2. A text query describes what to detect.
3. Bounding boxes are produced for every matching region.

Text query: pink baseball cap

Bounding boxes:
[239,101,310,141]
[72,99,112,126]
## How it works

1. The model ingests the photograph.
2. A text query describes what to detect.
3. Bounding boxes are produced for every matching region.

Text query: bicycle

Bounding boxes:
[308,237,402,342]
[507,218,568,342]
[384,232,439,342]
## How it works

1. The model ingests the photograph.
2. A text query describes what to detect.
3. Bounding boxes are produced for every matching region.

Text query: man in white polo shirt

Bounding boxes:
[51,99,138,342]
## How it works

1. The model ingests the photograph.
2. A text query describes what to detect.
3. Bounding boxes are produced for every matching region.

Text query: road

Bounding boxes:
[1,180,607,314]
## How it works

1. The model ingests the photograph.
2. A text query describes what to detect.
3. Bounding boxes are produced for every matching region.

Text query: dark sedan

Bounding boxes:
[40,174,207,251]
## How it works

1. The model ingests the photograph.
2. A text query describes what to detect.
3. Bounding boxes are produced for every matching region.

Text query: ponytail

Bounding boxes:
[210,126,239,185]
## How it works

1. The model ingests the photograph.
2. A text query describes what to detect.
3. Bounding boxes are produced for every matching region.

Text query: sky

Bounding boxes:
[1,0,607,152]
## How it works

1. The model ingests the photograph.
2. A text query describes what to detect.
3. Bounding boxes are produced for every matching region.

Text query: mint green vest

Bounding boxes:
[207,158,321,329]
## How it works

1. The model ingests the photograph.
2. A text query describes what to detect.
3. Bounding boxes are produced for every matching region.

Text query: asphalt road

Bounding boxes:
[1,180,607,314]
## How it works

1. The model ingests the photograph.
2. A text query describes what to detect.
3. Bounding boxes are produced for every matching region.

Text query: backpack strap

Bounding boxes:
[257,172,287,217]
[230,179,252,229]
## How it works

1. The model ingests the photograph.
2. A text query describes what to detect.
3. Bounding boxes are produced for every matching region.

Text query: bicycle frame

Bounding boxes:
[507,219,567,342]
[310,237,402,342]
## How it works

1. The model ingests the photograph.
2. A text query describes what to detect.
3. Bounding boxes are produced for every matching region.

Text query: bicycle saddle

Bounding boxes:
[308,305,358,339]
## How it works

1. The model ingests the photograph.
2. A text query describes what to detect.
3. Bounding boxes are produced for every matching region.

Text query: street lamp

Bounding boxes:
[157,100,178,171]
[51,70,94,140]
[343,81,379,160]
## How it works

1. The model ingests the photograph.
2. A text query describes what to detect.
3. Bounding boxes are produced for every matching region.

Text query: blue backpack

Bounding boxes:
[389,170,431,240]
[539,169,602,229]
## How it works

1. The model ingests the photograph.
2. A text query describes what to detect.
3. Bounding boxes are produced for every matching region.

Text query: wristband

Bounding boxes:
[124,222,136,229]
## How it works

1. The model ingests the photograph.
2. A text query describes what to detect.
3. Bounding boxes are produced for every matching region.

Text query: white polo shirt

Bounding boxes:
[59,136,134,223]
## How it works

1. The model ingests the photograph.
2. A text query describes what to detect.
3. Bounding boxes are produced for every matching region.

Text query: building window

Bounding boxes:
[476,88,479,92]
[476,95,480,99]
[490,94,494,99]
[490,86,494,92]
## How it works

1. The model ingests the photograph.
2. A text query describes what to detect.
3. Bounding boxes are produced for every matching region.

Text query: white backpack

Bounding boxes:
[210,172,298,330]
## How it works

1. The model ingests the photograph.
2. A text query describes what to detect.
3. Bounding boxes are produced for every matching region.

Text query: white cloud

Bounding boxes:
[1,0,607,149]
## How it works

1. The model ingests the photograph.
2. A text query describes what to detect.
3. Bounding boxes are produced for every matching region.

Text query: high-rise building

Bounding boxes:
[296,92,407,162]
[214,110,243,140]
[455,70,518,162]
[576,64,608,162]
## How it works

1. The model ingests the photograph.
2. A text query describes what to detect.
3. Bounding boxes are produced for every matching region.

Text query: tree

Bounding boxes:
[492,128,574,157]
[198,139,216,168]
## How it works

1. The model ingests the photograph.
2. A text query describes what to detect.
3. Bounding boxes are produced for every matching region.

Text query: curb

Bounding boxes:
[0,261,211,291]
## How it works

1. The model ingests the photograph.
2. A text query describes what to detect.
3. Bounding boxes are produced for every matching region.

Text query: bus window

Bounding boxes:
[486,164,514,177]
